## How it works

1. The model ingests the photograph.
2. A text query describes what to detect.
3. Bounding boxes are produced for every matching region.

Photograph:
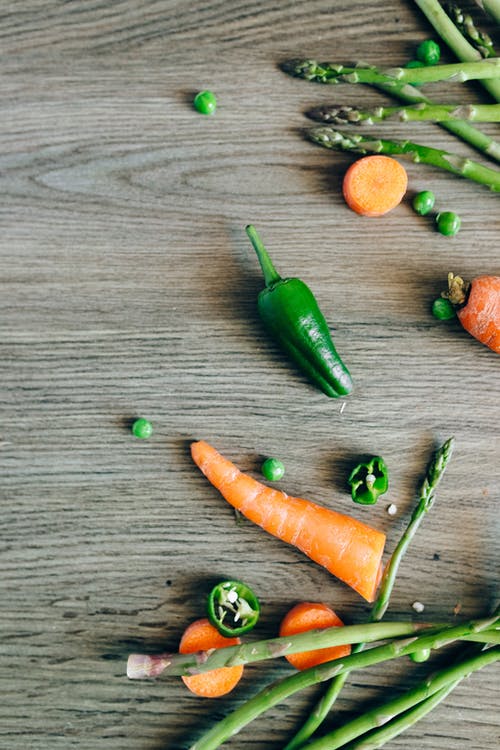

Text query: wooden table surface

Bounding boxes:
[1,1,499,748]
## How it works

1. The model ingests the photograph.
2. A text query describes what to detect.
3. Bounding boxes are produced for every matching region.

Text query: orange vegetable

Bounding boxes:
[178,618,244,698]
[448,273,500,353]
[279,602,351,670]
[191,441,386,602]
[342,155,408,216]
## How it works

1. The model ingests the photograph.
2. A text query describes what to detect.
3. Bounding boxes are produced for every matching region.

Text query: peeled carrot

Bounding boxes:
[279,602,351,671]
[342,155,408,217]
[191,441,386,602]
[178,618,244,698]
[448,273,500,353]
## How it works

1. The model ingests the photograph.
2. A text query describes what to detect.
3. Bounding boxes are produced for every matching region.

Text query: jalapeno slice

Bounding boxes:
[348,456,389,505]
[207,580,260,637]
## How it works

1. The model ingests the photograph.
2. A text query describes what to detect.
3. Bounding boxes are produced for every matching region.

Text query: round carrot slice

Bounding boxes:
[179,618,244,698]
[279,602,351,671]
[342,155,408,217]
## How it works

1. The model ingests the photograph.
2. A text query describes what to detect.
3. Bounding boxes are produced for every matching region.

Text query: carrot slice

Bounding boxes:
[191,441,385,602]
[342,155,408,216]
[279,602,351,670]
[178,618,244,698]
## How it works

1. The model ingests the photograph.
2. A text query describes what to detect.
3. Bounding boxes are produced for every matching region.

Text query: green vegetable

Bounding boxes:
[416,39,441,65]
[303,646,499,750]
[171,616,499,750]
[478,0,500,25]
[194,90,217,115]
[348,456,389,505]
[127,613,498,679]
[413,0,500,102]
[436,210,462,235]
[409,646,431,662]
[307,127,500,191]
[284,58,500,162]
[413,190,436,215]
[405,59,425,69]
[245,225,353,398]
[371,437,454,621]
[444,3,496,58]
[307,101,500,124]
[282,57,500,86]
[261,457,285,481]
[131,418,153,439]
[207,580,260,637]
[432,297,457,319]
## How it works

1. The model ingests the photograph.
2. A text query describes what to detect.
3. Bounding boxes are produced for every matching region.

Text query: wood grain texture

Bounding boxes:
[1,1,499,748]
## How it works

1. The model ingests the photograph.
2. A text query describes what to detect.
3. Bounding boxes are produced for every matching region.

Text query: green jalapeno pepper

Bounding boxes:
[245,225,353,398]
[348,456,389,505]
[207,580,260,637]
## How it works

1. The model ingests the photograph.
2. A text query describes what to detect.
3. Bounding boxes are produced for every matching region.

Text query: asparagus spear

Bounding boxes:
[284,438,455,750]
[283,57,500,86]
[413,0,500,101]
[474,0,500,24]
[282,59,500,160]
[303,646,500,750]
[186,616,499,750]
[308,127,500,191]
[444,2,496,57]
[372,78,500,161]
[127,619,434,679]
[308,101,500,123]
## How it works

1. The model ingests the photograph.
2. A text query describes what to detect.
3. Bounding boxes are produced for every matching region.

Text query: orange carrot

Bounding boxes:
[342,155,408,217]
[279,602,351,671]
[178,618,244,698]
[449,274,500,353]
[191,441,386,602]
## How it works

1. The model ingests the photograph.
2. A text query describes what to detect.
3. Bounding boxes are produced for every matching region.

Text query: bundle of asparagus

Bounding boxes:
[282,0,500,188]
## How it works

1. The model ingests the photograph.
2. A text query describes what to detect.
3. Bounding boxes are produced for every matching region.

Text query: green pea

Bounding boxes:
[412,190,435,216]
[432,298,456,320]
[131,418,153,439]
[261,457,285,482]
[405,59,425,69]
[193,90,217,115]
[436,211,461,236]
[416,39,441,65]
[410,647,431,663]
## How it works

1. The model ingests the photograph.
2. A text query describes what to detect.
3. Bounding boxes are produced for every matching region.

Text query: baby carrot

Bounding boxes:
[191,441,386,602]
[342,155,408,216]
[178,618,244,698]
[279,602,351,671]
[444,273,500,353]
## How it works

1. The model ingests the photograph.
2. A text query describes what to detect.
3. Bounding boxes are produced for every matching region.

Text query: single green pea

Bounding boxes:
[436,211,461,237]
[410,647,431,663]
[193,90,217,115]
[432,298,456,320]
[131,418,153,439]
[416,39,441,65]
[261,457,285,482]
[412,190,435,216]
[405,59,425,69]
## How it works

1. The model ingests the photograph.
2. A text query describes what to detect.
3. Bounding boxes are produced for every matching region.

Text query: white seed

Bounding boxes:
[227,588,238,604]
[387,503,398,516]
[412,601,425,613]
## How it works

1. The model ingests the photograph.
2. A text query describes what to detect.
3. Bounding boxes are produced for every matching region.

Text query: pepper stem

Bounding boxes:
[245,225,282,287]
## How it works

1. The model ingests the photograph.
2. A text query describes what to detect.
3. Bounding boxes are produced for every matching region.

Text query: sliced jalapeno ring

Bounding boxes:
[207,580,260,637]
[348,456,389,505]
